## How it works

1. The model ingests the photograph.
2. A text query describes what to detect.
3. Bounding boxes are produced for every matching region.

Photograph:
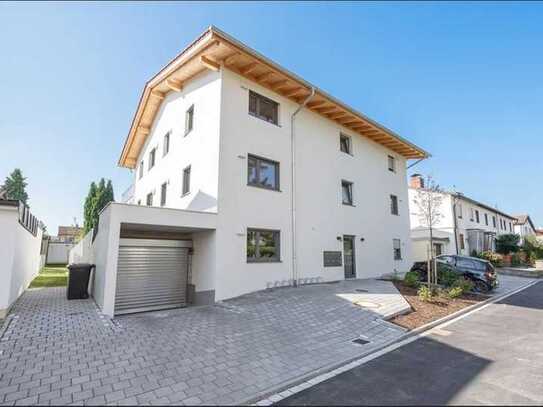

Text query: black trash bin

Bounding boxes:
[67,263,95,300]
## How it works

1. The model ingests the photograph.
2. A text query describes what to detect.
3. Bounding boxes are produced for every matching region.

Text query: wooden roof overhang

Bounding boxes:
[119,26,429,168]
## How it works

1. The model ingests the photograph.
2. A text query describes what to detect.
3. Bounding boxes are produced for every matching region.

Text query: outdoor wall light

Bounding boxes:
[360,237,365,242]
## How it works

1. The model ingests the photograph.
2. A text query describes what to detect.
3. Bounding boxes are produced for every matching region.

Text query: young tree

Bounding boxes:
[2,168,29,204]
[412,175,444,286]
[83,178,115,234]
[83,182,97,234]
[495,234,520,255]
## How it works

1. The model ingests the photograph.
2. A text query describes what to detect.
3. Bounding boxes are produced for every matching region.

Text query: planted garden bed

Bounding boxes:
[390,281,486,330]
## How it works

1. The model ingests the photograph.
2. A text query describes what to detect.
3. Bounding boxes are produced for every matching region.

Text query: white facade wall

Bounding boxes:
[69,230,95,265]
[133,70,221,213]
[0,205,43,318]
[46,242,73,264]
[514,222,536,244]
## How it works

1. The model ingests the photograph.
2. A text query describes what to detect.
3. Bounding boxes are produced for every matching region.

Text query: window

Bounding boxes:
[247,228,280,262]
[433,243,442,256]
[475,210,480,223]
[493,216,497,228]
[387,155,396,172]
[139,161,144,179]
[247,155,280,191]
[390,195,399,215]
[459,233,465,250]
[509,222,512,232]
[340,133,351,154]
[146,192,153,206]
[160,182,167,207]
[341,181,353,205]
[484,213,489,226]
[457,203,463,218]
[182,166,191,195]
[148,148,156,170]
[393,239,402,260]
[185,105,194,135]
[137,200,141,205]
[163,132,170,156]
[470,208,474,221]
[249,90,279,125]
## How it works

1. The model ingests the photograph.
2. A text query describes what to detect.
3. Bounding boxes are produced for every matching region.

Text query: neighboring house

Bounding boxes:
[409,174,516,261]
[73,26,428,317]
[0,200,43,318]
[0,187,7,200]
[45,225,83,265]
[513,214,537,245]
[536,229,543,244]
[56,226,83,243]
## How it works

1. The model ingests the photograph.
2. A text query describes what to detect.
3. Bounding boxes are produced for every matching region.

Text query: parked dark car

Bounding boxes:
[410,255,497,293]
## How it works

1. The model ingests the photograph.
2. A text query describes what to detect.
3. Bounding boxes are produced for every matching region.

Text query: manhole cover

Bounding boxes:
[355,300,380,308]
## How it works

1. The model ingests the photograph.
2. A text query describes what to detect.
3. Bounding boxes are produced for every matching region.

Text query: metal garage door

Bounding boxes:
[115,239,191,315]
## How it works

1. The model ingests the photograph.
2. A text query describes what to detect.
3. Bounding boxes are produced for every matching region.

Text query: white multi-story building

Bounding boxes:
[513,214,537,244]
[79,27,429,317]
[408,174,516,261]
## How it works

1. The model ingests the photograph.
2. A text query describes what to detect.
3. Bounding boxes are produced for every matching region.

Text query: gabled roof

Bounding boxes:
[453,193,516,220]
[513,214,536,231]
[119,26,429,168]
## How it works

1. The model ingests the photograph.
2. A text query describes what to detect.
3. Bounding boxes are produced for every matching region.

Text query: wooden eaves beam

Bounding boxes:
[200,55,220,71]
[166,79,183,92]
[240,62,259,75]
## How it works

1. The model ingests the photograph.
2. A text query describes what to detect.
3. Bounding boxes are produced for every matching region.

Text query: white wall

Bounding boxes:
[69,230,95,264]
[214,68,413,301]
[133,70,221,213]
[46,242,73,264]
[0,205,43,318]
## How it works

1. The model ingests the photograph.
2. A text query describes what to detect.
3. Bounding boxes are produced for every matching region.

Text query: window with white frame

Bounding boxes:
[457,203,463,218]
[163,131,170,156]
[160,182,167,207]
[139,161,144,179]
[148,148,156,170]
[393,239,402,260]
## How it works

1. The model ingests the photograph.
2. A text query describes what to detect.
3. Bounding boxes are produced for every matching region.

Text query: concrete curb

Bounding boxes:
[246,279,540,406]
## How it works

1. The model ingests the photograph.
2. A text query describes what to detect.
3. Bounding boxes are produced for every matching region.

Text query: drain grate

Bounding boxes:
[352,338,370,346]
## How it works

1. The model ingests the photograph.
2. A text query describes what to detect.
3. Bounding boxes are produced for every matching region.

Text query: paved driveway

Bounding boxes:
[278,280,543,405]
[0,280,405,406]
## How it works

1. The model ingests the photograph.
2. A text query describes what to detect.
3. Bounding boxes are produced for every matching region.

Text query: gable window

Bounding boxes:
[247,228,280,262]
[341,180,353,206]
[340,133,352,154]
[160,182,167,207]
[182,166,191,196]
[163,132,170,156]
[139,161,144,179]
[393,239,402,260]
[185,105,194,135]
[484,213,489,226]
[475,210,480,223]
[247,154,279,191]
[457,203,463,219]
[390,195,399,215]
[459,233,465,250]
[387,155,396,172]
[146,192,153,206]
[249,90,279,125]
[148,148,156,170]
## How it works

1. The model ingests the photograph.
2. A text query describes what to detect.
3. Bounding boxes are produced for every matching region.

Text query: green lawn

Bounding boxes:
[29,265,68,288]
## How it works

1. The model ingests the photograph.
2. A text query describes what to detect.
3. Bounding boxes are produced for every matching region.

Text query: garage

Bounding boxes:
[114,238,192,315]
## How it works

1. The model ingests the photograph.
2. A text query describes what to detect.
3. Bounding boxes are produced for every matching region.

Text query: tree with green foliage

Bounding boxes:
[495,233,520,255]
[2,168,29,204]
[83,178,115,234]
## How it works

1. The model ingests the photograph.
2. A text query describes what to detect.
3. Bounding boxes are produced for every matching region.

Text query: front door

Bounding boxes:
[343,235,356,279]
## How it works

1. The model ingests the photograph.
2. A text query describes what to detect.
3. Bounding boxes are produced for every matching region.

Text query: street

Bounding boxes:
[278,281,543,405]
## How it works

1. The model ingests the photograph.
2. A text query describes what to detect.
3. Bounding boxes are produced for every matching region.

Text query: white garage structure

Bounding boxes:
[73,202,217,317]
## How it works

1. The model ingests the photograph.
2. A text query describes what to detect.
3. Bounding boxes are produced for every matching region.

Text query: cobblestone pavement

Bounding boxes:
[0,280,405,406]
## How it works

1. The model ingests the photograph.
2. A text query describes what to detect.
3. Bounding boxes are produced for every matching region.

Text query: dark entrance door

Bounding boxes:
[343,235,356,279]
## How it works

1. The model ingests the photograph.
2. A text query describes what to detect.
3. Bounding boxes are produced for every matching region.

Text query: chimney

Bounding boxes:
[410,174,425,189]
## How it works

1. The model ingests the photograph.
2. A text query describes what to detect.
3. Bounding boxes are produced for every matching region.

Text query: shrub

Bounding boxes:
[447,286,463,299]
[453,278,474,294]
[418,285,437,302]
[471,249,478,257]
[478,251,503,267]
[511,252,522,266]
[403,271,420,288]
[437,268,458,288]
[496,234,520,255]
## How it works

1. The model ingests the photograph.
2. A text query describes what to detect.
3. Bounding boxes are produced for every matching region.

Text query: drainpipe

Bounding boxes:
[290,87,315,287]
[452,195,460,255]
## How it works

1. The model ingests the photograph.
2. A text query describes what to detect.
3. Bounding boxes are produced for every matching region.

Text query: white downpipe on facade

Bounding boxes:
[290,87,315,286]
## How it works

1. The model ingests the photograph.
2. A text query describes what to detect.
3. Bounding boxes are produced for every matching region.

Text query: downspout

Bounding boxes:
[452,195,460,255]
[291,87,315,287]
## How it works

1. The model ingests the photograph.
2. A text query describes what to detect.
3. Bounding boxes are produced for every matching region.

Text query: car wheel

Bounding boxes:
[473,279,490,293]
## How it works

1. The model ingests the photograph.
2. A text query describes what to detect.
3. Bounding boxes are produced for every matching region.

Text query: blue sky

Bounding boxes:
[1,1,542,233]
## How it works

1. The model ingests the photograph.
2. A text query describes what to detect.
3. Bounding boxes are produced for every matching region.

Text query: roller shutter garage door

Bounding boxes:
[115,239,191,315]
